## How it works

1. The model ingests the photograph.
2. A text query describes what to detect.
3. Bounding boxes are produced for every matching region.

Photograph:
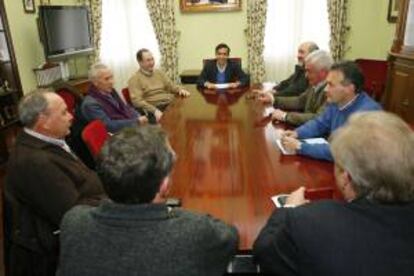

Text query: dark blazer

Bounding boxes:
[274,65,308,96]
[58,201,239,276]
[5,131,105,276]
[197,59,249,87]
[253,198,414,276]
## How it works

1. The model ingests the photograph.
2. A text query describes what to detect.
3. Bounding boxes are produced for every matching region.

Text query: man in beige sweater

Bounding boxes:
[128,48,190,121]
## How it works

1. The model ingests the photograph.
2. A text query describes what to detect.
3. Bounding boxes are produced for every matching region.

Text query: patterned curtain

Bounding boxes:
[327,0,350,61]
[146,0,179,83]
[246,0,267,84]
[81,0,102,64]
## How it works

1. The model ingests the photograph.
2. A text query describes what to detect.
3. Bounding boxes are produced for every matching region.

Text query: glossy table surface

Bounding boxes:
[161,85,336,250]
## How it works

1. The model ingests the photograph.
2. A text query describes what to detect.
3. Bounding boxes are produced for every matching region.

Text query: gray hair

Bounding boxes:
[97,126,175,204]
[88,63,110,81]
[305,50,333,71]
[18,89,54,128]
[331,111,414,203]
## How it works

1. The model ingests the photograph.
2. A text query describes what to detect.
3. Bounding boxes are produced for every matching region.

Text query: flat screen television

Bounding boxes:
[38,5,94,60]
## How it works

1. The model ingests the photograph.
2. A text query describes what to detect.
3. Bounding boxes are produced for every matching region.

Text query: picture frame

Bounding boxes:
[388,0,400,23]
[180,0,241,13]
[23,0,36,14]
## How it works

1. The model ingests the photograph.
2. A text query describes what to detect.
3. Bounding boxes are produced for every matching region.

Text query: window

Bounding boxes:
[264,0,330,82]
[100,0,160,90]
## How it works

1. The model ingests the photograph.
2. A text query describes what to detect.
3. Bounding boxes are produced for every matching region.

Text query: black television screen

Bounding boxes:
[38,5,94,59]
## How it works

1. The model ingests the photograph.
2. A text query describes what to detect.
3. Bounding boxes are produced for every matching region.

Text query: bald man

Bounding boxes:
[255,41,319,97]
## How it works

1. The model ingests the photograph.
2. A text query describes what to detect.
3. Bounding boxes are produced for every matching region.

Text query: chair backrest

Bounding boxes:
[81,120,109,158]
[355,59,388,101]
[56,88,81,116]
[203,57,242,67]
[121,87,133,106]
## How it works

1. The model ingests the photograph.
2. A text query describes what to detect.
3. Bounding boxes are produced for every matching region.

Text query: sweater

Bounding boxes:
[128,69,180,113]
[58,201,239,276]
[296,92,382,161]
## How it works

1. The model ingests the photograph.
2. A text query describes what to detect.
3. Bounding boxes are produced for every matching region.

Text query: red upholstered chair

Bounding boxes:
[355,59,388,102]
[81,120,110,158]
[56,88,83,116]
[121,88,133,106]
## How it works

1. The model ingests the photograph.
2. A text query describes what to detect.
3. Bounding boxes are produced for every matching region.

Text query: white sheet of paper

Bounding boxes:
[271,126,328,155]
[272,128,295,155]
[264,106,275,117]
[271,194,289,207]
[276,139,295,155]
[215,83,231,89]
[303,137,328,145]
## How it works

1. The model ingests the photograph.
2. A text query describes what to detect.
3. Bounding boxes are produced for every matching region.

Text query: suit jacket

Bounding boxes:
[82,86,140,133]
[5,131,104,274]
[58,201,239,276]
[274,82,327,126]
[274,65,308,97]
[253,198,414,276]
[197,59,249,87]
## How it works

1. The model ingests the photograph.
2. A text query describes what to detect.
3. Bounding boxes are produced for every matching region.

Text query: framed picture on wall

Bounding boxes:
[388,0,401,23]
[23,0,36,13]
[180,0,241,13]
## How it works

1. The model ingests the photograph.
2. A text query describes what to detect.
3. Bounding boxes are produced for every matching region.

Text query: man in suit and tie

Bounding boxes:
[6,90,105,276]
[258,50,333,126]
[254,41,319,97]
[254,111,414,276]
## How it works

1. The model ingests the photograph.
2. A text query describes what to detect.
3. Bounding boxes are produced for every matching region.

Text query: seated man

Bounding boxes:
[6,90,105,276]
[254,111,414,276]
[128,48,190,121]
[280,61,382,161]
[58,126,239,276]
[197,43,249,89]
[260,50,332,126]
[82,63,148,133]
[254,41,319,97]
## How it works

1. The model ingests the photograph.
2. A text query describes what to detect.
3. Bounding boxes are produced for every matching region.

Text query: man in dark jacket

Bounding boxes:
[197,43,249,89]
[254,41,319,97]
[254,111,414,276]
[82,63,148,133]
[6,90,105,276]
[58,126,239,276]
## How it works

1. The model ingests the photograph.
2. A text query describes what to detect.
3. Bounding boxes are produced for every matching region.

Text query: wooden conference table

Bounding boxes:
[161,85,336,251]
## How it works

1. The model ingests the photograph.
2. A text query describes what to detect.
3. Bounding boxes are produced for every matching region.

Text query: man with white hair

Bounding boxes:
[82,63,148,133]
[259,50,333,126]
[254,111,414,275]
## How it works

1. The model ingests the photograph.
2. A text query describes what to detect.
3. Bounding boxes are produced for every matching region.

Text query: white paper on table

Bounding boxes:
[272,128,295,155]
[262,81,277,91]
[264,106,275,117]
[270,126,328,155]
[215,83,231,89]
[271,194,289,207]
[276,139,295,155]
[302,137,328,145]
